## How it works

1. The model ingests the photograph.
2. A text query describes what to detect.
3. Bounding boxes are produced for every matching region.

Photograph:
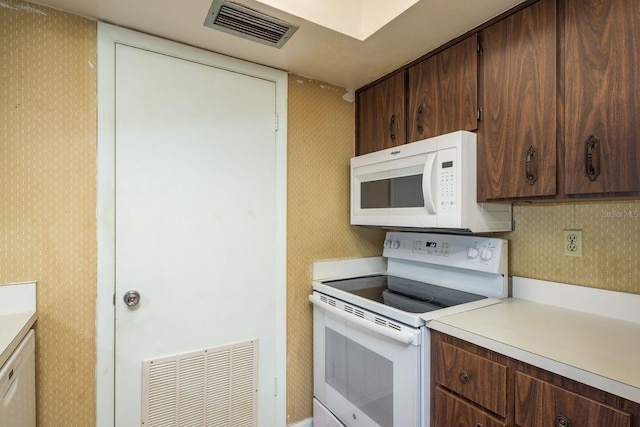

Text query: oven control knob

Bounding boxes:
[480,247,494,261]
[467,247,479,259]
[384,239,392,248]
[391,240,400,249]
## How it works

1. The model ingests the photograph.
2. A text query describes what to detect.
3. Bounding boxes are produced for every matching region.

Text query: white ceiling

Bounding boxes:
[28,0,524,91]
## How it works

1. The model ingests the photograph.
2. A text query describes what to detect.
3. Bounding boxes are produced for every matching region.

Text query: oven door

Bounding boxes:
[311,293,424,427]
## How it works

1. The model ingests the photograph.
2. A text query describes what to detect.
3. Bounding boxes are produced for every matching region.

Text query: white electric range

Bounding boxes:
[310,231,508,427]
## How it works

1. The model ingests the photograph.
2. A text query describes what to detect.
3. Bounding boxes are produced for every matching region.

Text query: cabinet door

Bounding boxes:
[434,388,506,427]
[435,341,507,417]
[356,72,406,155]
[407,34,478,142]
[562,0,640,195]
[479,0,557,200]
[515,372,631,427]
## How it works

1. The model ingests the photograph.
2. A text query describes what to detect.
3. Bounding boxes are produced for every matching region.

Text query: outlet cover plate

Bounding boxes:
[563,229,583,257]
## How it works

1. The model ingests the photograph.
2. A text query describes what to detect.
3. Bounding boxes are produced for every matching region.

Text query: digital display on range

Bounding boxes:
[426,241,437,248]
[442,161,453,168]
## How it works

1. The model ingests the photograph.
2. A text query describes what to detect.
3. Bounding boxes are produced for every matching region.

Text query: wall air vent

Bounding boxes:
[204,0,298,48]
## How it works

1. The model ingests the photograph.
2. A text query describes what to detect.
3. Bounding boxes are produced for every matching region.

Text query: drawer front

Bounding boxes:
[434,387,506,427]
[435,341,508,416]
[515,372,632,427]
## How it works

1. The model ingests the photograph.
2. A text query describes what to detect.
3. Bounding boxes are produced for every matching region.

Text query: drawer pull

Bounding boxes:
[459,370,470,383]
[555,415,570,427]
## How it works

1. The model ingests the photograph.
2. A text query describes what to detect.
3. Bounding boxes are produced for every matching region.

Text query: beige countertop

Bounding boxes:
[427,277,640,404]
[0,281,37,368]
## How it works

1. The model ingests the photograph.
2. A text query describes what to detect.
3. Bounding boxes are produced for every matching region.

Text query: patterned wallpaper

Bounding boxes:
[2,2,639,426]
[286,75,385,423]
[500,200,640,294]
[0,2,97,426]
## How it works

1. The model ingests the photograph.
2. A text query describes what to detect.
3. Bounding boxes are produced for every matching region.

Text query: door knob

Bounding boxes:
[123,290,141,308]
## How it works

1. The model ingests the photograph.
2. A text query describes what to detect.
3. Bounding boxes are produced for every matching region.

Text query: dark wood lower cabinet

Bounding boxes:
[435,387,506,427]
[432,331,640,427]
[515,372,631,427]
[435,341,508,417]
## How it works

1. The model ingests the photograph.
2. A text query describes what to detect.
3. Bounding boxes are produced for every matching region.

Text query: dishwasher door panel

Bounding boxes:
[0,330,36,427]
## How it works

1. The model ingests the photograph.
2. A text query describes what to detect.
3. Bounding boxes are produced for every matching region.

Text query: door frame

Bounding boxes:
[96,22,288,427]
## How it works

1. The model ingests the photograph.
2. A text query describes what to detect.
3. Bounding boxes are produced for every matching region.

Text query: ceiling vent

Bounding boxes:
[204,0,298,48]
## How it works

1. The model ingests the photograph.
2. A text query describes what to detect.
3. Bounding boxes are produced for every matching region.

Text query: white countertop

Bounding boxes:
[0,282,37,368]
[428,277,640,404]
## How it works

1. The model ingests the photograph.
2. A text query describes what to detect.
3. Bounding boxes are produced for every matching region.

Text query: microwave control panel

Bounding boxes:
[437,147,457,215]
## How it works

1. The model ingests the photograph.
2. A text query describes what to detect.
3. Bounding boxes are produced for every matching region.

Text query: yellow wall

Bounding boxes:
[1,2,639,426]
[501,201,640,294]
[286,75,385,422]
[0,1,97,426]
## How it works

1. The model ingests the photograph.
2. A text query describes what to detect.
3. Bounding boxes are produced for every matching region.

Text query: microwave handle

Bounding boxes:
[309,294,418,346]
[422,152,437,214]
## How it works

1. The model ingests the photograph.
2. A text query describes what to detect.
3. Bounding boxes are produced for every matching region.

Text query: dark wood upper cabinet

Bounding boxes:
[478,0,557,201]
[561,0,640,195]
[407,34,479,142]
[356,72,406,155]
[355,0,640,202]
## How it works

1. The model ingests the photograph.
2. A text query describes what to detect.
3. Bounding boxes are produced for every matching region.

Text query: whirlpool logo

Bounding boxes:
[601,209,640,218]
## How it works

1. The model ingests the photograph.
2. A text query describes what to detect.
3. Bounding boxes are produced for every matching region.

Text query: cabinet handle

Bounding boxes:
[525,145,537,185]
[555,415,570,427]
[417,105,424,135]
[459,370,470,383]
[585,135,601,181]
[389,115,397,142]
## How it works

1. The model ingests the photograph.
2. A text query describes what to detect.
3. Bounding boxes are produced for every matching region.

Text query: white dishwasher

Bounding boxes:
[0,330,35,427]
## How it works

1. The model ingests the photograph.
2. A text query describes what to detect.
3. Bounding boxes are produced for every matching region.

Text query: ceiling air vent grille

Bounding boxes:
[204,0,298,48]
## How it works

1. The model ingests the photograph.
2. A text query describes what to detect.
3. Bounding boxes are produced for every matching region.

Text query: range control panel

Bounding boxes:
[412,239,451,256]
[382,231,507,275]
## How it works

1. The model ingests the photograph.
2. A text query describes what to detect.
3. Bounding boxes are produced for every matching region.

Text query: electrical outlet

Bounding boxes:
[563,229,583,257]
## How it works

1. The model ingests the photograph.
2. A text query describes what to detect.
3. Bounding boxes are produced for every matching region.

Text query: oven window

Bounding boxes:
[361,174,424,209]
[325,327,393,427]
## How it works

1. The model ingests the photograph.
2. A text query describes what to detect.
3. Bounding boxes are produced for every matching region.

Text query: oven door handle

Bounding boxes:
[309,295,418,346]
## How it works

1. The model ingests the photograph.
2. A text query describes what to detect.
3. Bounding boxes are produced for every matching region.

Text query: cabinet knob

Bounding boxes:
[555,415,570,427]
[459,370,470,383]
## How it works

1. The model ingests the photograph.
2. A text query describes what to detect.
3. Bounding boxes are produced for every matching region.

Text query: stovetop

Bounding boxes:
[321,274,486,314]
[312,232,509,328]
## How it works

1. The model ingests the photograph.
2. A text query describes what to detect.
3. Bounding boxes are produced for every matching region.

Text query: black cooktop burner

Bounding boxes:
[321,274,486,313]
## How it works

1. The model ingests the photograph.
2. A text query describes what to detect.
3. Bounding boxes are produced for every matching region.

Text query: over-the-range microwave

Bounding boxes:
[351,130,512,233]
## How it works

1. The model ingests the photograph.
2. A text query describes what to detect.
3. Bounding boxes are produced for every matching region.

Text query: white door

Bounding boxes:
[97,24,286,427]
